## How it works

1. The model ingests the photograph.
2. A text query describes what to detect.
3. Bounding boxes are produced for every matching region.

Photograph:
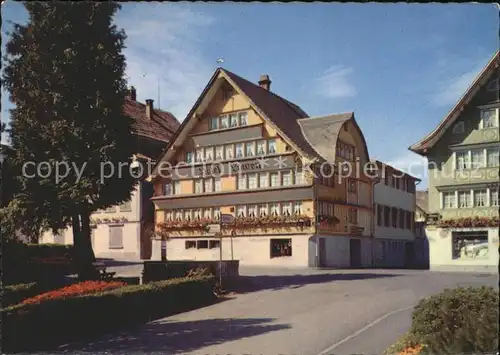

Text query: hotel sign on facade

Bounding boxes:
[165,154,300,180]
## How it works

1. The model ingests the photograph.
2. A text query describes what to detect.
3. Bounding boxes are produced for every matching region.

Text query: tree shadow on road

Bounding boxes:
[227,272,401,294]
[57,318,290,353]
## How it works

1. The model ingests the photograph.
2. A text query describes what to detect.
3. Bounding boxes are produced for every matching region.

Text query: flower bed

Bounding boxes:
[437,216,499,228]
[2,276,217,353]
[21,280,127,305]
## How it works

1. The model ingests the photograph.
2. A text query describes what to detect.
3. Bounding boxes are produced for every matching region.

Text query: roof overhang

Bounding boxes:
[409,51,499,156]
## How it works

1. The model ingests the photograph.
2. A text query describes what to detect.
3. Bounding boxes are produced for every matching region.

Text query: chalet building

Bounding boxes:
[371,160,422,268]
[409,51,499,273]
[149,68,377,268]
[40,88,180,260]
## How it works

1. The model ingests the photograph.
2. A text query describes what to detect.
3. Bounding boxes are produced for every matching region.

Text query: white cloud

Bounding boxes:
[384,151,428,183]
[315,65,356,99]
[431,66,483,107]
[116,4,216,121]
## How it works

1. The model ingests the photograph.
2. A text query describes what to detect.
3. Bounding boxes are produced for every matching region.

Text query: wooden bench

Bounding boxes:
[92,262,116,281]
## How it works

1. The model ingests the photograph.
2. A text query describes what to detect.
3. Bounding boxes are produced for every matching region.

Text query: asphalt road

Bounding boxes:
[59,267,497,355]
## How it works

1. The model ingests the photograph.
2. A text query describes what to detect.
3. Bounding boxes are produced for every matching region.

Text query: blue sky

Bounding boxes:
[1,2,498,188]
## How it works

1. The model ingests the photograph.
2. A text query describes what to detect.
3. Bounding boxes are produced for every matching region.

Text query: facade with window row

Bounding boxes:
[410,51,499,272]
[149,69,381,267]
[371,160,422,268]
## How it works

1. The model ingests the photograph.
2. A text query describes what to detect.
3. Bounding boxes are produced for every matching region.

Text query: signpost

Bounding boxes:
[216,214,235,289]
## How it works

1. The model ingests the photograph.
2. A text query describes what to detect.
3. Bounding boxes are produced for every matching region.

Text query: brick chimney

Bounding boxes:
[145,99,154,119]
[128,86,137,101]
[258,75,271,90]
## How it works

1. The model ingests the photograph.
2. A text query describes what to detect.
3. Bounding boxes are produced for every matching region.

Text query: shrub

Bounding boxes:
[409,286,499,354]
[2,242,75,285]
[21,281,127,305]
[2,275,216,353]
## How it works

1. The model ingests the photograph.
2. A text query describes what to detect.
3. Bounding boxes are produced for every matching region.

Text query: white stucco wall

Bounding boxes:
[426,227,499,272]
[374,183,414,210]
[374,182,416,241]
[159,234,314,267]
[39,184,143,260]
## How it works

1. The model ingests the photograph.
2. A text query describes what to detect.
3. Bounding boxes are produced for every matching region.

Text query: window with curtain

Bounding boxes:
[487,148,499,167]
[204,179,213,193]
[458,191,471,208]
[215,146,224,160]
[490,189,499,207]
[443,192,456,208]
[270,172,279,187]
[229,113,238,128]
[214,178,221,192]
[270,203,280,216]
[259,173,268,188]
[236,205,246,217]
[282,202,292,216]
[474,190,487,207]
[245,142,255,157]
[248,173,258,189]
[248,205,258,217]
[257,140,266,155]
[456,151,469,170]
[471,150,484,169]
[237,175,247,190]
[225,145,234,159]
[235,143,244,158]
[268,139,277,154]
[259,204,268,216]
[294,201,302,215]
[194,179,203,193]
[282,171,292,186]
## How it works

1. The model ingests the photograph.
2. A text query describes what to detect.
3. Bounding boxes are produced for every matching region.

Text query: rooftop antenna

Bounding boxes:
[217,58,224,65]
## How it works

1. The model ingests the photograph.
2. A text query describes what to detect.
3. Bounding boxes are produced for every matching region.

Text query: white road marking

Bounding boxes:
[315,305,414,355]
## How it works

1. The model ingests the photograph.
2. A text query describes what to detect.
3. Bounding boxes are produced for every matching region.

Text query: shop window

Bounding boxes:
[185,241,196,249]
[270,239,292,258]
[452,231,488,259]
[209,240,220,249]
[197,240,209,249]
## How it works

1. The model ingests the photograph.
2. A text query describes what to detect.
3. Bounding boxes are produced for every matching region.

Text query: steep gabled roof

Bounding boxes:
[222,69,319,159]
[151,67,371,177]
[409,51,499,155]
[124,98,180,143]
[297,112,354,163]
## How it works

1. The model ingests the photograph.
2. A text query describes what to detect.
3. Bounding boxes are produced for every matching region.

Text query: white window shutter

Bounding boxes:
[451,152,456,171]
[439,192,443,209]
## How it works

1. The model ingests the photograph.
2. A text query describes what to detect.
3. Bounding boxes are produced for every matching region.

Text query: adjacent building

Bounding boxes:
[409,51,499,272]
[40,88,180,260]
[414,190,430,268]
[149,68,376,267]
[371,160,421,267]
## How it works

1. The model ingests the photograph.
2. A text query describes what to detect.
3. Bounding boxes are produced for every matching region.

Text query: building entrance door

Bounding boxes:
[349,238,361,268]
[318,238,326,267]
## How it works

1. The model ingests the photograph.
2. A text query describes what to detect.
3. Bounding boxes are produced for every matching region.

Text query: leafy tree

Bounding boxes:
[2,2,136,279]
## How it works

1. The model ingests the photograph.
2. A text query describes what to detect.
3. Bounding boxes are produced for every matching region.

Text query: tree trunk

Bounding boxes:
[80,208,96,263]
[72,208,98,281]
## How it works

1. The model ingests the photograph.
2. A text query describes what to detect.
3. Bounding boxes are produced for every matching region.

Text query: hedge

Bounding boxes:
[3,242,75,285]
[385,286,499,355]
[2,275,216,353]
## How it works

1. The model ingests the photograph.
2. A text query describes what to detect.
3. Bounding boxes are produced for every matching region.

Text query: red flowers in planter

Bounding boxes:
[438,216,499,228]
[21,281,127,305]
